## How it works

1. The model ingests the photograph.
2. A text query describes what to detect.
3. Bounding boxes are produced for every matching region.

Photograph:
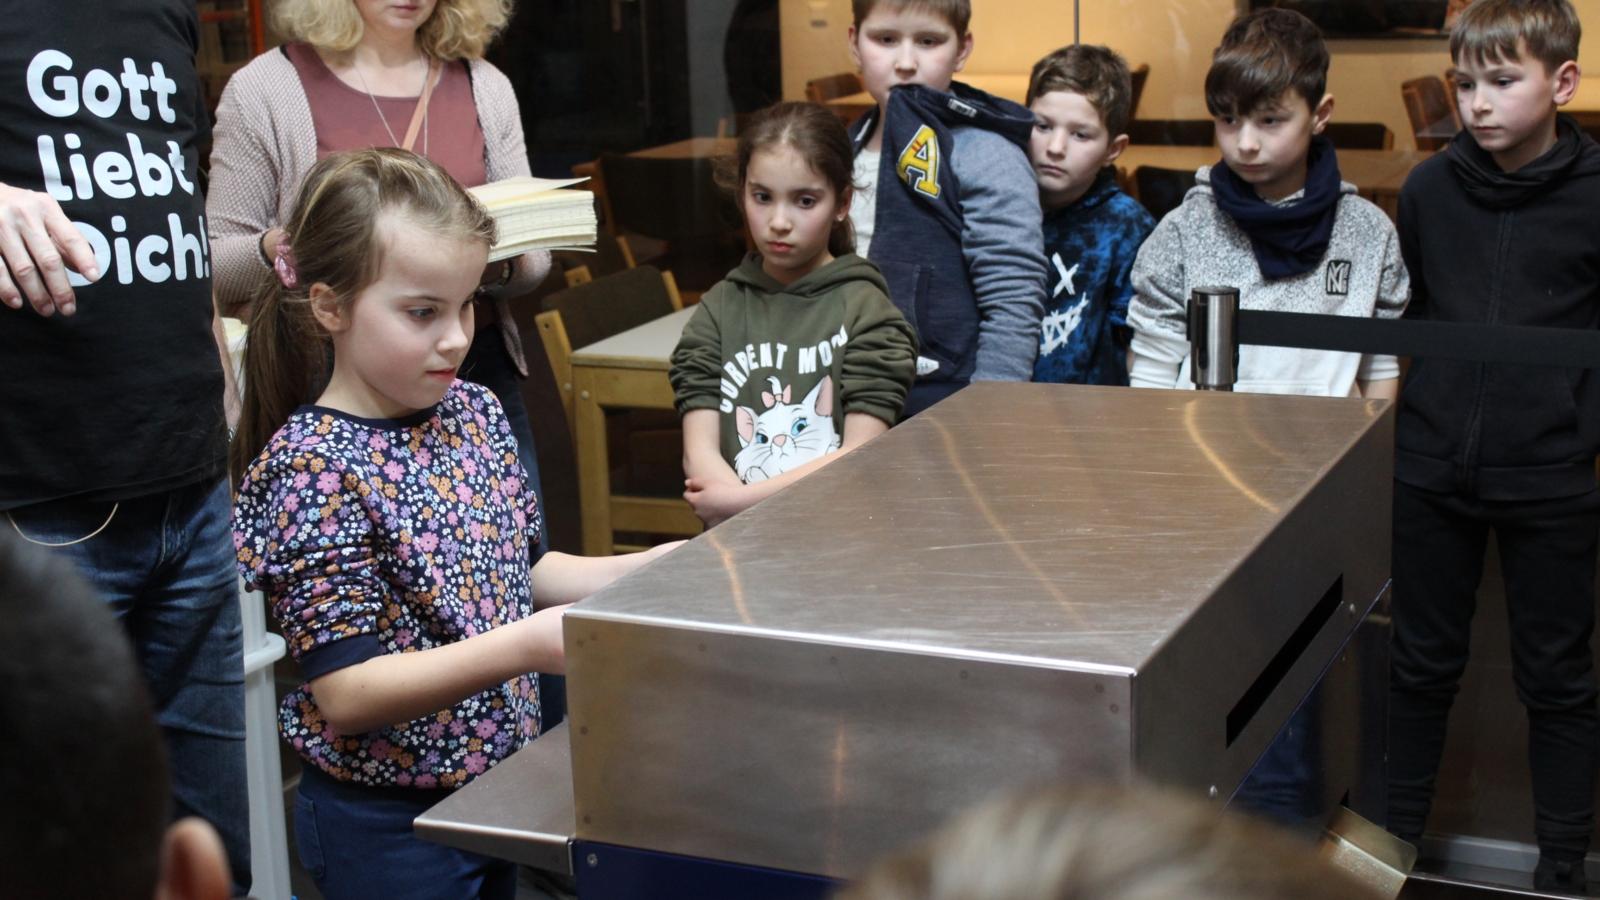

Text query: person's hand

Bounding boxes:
[0,182,99,316]
[684,477,750,527]
[260,227,287,263]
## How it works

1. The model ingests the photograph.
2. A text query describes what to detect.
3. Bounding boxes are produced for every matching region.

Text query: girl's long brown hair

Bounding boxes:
[719,101,859,258]
[229,148,496,484]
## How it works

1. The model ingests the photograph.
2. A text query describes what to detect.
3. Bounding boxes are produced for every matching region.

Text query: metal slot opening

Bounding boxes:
[1226,575,1343,747]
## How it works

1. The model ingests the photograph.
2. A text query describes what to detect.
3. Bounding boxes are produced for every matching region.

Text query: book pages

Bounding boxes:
[468,176,598,260]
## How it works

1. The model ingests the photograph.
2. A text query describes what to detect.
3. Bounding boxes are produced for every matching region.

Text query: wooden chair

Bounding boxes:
[533,266,698,550]
[597,153,745,294]
[1402,75,1460,150]
[1131,166,1198,220]
[1128,63,1150,119]
[804,72,863,104]
[715,111,759,138]
[1323,121,1394,150]
[1126,119,1215,146]
[536,265,684,428]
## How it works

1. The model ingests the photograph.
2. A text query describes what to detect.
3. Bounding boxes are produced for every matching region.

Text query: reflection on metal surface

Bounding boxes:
[414,722,575,874]
[926,414,1078,617]
[1320,806,1417,899]
[705,531,752,625]
[1183,398,1279,512]
[563,384,1395,878]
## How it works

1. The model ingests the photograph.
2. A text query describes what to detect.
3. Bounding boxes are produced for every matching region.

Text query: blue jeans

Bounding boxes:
[295,767,516,900]
[6,477,251,894]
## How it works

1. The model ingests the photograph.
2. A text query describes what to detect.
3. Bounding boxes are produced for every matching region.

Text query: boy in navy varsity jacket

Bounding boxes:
[1025,44,1155,386]
[846,0,1048,415]
[1388,2,1600,892]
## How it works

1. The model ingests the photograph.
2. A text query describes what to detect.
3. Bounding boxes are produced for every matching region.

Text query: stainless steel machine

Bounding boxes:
[418,383,1395,896]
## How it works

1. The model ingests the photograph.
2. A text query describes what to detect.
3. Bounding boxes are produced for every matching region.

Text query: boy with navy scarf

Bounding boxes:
[846,0,1048,416]
[1126,8,1409,398]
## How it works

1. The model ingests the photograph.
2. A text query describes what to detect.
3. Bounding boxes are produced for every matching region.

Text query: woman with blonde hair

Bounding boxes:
[207,0,555,556]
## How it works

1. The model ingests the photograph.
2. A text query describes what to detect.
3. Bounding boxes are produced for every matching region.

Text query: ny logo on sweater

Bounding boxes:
[1326,259,1352,296]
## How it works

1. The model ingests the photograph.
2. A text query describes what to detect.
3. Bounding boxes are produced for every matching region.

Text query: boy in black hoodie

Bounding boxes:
[1388,1,1600,891]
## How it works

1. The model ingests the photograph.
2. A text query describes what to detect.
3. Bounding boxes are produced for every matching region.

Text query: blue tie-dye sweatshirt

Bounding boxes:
[1032,168,1155,386]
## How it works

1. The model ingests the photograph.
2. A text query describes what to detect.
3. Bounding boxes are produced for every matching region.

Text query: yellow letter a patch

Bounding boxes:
[896,125,941,199]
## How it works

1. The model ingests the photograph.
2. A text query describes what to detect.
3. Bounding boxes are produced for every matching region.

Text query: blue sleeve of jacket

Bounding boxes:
[950,127,1048,381]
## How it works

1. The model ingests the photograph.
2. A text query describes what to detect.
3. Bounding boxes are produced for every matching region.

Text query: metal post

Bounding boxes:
[1188,286,1240,391]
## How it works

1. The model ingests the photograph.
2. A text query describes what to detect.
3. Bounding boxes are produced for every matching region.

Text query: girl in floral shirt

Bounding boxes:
[231,149,675,900]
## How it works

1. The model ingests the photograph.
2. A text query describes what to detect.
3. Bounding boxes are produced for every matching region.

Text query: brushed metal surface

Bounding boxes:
[415,722,575,875]
[565,383,1394,878]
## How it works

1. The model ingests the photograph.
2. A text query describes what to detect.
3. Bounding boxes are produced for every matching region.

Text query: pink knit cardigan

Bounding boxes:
[206,47,550,374]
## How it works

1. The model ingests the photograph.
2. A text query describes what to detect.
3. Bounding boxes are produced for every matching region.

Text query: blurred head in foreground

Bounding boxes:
[0,531,231,900]
[837,782,1380,900]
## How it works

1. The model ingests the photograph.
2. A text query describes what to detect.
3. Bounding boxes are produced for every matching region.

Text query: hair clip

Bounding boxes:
[274,241,299,290]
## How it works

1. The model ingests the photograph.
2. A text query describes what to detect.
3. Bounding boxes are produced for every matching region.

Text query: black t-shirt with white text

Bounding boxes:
[0,0,224,508]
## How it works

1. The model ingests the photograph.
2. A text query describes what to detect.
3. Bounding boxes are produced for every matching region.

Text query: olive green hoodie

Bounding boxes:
[670,253,917,483]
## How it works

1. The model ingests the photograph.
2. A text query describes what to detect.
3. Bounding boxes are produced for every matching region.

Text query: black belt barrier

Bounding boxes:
[1235,309,1600,370]
[1183,288,1600,391]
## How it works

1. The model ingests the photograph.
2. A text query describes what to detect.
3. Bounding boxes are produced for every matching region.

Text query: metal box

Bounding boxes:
[564,383,1394,878]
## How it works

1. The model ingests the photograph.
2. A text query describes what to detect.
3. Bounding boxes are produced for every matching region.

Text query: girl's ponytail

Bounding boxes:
[228,264,327,484]
[225,148,497,485]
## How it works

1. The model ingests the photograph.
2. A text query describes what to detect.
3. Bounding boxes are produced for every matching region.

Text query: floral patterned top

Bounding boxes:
[233,381,542,789]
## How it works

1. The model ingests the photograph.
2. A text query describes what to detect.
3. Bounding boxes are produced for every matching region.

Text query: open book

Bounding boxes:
[468,176,597,261]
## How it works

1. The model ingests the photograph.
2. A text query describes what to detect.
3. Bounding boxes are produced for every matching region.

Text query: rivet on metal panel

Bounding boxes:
[1094,683,1105,693]
[1209,785,1219,799]
[580,390,590,400]
[959,670,969,680]
[1109,703,1120,713]
[586,852,599,868]
[580,726,589,735]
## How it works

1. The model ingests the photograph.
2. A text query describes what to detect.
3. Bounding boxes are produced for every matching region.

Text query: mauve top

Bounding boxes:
[285,42,486,188]
[206,46,548,373]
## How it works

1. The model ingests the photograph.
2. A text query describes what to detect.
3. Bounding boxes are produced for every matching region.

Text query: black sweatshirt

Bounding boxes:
[1395,116,1600,501]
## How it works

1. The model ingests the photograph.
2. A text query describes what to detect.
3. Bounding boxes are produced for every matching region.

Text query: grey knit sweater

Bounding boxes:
[1127,165,1409,396]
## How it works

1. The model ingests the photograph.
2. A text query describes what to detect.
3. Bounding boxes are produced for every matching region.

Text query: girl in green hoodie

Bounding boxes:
[669,102,917,526]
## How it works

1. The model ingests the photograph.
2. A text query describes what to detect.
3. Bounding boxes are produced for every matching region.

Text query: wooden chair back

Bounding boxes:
[715,111,759,138]
[1323,121,1395,150]
[1402,76,1460,150]
[805,72,863,104]
[1132,166,1199,220]
[535,265,683,430]
[1126,119,1215,147]
[1128,63,1150,119]
[596,153,744,291]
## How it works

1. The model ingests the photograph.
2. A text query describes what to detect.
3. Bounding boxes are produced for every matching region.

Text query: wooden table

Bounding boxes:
[1117,144,1433,217]
[571,306,701,555]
